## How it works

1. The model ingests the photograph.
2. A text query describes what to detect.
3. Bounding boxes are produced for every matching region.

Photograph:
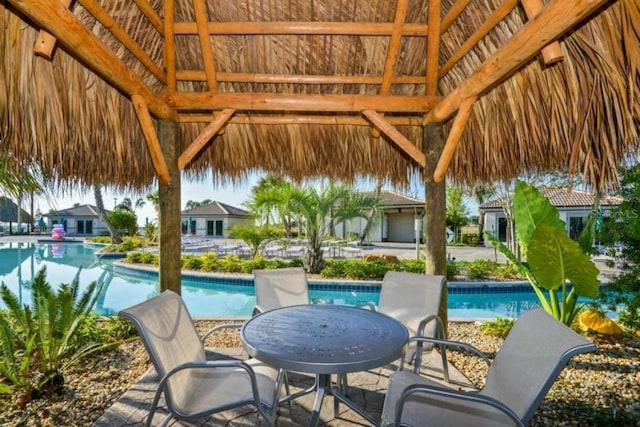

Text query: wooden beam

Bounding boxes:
[178,109,234,170]
[174,21,430,36]
[193,0,218,91]
[78,0,167,83]
[176,70,426,85]
[426,0,441,96]
[7,0,178,120]
[164,93,441,113]
[133,0,164,34]
[33,0,72,59]
[425,0,609,123]
[433,96,476,182]
[179,114,424,126]
[131,95,172,184]
[372,0,409,138]
[441,0,471,33]
[164,0,176,91]
[521,0,564,64]
[362,110,426,167]
[439,0,519,79]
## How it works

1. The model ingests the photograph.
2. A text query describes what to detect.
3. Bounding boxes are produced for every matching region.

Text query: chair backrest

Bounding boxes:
[378,271,445,337]
[119,291,206,409]
[480,308,596,424]
[253,267,310,312]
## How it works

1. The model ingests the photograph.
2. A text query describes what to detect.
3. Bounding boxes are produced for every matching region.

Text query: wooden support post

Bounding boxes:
[362,110,426,167]
[157,119,182,294]
[433,96,476,182]
[131,95,172,184]
[520,0,564,64]
[423,124,448,331]
[33,0,72,59]
[178,108,235,170]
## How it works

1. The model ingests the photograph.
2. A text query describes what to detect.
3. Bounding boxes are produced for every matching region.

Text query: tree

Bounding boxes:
[245,175,296,236]
[228,223,283,257]
[185,199,212,209]
[446,185,469,243]
[93,185,122,244]
[597,164,640,330]
[116,197,145,212]
[289,182,370,273]
[108,210,138,236]
[357,183,385,244]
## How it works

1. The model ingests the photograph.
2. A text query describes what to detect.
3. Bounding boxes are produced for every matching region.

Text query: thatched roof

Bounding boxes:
[1,0,638,193]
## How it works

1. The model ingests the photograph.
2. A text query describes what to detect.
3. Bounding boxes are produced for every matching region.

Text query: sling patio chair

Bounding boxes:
[120,290,284,427]
[360,271,448,379]
[381,308,597,427]
[252,267,311,315]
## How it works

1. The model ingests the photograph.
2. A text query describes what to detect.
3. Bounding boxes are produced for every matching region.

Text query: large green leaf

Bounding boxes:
[513,181,565,258]
[527,224,600,298]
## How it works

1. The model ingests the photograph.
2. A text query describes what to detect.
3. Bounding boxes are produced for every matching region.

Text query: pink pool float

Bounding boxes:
[51,224,65,240]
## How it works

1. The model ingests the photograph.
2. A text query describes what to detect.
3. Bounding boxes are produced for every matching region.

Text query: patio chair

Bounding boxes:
[252,267,310,315]
[362,271,448,377]
[120,290,283,427]
[381,308,597,427]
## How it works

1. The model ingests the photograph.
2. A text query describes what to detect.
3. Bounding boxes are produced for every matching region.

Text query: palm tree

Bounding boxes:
[116,197,146,212]
[93,185,122,244]
[246,175,295,235]
[289,182,371,273]
[357,183,385,244]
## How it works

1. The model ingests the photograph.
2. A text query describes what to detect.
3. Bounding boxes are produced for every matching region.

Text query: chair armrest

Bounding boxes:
[252,305,267,316]
[354,302,377,311]
[394,383,525,427]
[200,322,244,343]
[413,315,446,369]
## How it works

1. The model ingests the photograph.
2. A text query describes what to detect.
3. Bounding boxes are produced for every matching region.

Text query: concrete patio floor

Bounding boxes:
[94,347,472,427]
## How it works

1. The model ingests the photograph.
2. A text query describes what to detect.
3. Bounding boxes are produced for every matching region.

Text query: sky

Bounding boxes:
[34,171,479,226]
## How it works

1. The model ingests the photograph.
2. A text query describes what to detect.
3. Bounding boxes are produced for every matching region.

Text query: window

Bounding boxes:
[568,216,587,241]
[498,216,507,242]
[76,220,93,235]
[77,221,84,234]
[207,220,224,236]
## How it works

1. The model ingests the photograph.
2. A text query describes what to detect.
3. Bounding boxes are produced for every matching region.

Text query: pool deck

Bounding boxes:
[94,345,473,427]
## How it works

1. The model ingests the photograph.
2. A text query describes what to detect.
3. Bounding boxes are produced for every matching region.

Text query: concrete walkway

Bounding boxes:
[94,347,471,427]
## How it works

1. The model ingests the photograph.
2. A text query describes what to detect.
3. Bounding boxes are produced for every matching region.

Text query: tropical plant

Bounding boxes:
[288,182,371,273]
[446,185,470,243]
[107,209,138,236]
[115,197,146,212]
[485,181,600,326]
[0,267,107,396]
[228,223,283,257]
[185,199,212,209]
[246,175,296,236]
[94,185,122,244]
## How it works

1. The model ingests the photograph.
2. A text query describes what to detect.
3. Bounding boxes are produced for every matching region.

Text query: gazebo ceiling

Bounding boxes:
[0,0,638,192]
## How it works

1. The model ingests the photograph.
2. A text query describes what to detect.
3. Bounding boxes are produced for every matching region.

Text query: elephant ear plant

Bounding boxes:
[485,181,600,326]
[0,266,106,401]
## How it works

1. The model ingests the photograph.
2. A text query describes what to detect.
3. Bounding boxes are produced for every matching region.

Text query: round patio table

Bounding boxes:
[241,304,408,426]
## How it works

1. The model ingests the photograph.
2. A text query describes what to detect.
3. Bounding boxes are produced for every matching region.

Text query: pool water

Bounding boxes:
[0,241,601,319]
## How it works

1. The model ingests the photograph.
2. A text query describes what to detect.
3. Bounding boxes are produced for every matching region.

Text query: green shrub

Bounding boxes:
[124,252,142,263]
[0,267,107,397]
[480,317,515,338]
[446,260,459,280]
[139,252,158,265]
[100,316,138,342]
[466,259,499,279]
[182,255,203,270]
[398,259,424,274]
[199,253,220,272]
[494,264,521,280]
[86,236,111,244]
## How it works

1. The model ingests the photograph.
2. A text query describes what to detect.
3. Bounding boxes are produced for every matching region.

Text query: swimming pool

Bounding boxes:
[0,241,599,319]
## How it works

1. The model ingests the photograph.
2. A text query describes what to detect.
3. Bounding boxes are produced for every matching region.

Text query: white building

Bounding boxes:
[181,201,250,238]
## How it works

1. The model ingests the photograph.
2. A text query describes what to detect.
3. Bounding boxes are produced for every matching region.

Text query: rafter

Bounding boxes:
[438,0,520,79]
[193,0,217,91]
[425,0,441,96]
[7,0,178,120]
[33,0,72,59]
[363,110,426,167]
[178,109,235,170]
[164,93,441,113]
[372,0,410,138]
[521,0,564,64]
[131,95,171,184]
[78,0,167,84]
[173,21,430,36]
[425,0,609,123]
[133,0,164,34]
[441,0,471,33]
[164,0,177,91]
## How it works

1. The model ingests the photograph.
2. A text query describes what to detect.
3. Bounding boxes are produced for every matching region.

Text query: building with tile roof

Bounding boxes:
[480,187,623,247]
[181,201,250,238]
[46,204,112,237]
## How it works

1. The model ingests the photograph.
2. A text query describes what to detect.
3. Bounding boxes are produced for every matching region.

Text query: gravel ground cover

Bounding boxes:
[1,320,638,426]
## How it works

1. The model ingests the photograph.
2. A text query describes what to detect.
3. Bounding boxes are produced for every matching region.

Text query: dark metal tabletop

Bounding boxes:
[241,304,408,375]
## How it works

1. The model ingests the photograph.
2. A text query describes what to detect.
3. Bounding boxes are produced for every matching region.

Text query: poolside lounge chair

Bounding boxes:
[252,267,310,314]
[381,308,597,427]
[120,291,283,427]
